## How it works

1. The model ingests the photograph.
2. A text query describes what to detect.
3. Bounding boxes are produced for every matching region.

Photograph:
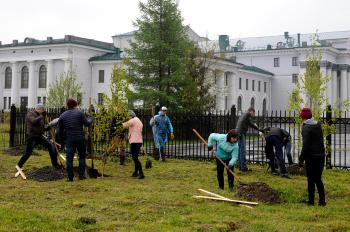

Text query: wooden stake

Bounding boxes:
[193,195,258,206]
[197,188,258,205]
[15,165,27,180]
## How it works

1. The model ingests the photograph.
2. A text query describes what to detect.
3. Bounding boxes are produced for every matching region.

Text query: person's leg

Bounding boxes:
[271,136,287,175]
[238,134,247,171]
[17,137,37,168]
[216,158,225,189]
[314,156,326,205]
[305,159,315,205]
[66,139,75,181]
[76,138,86,178]
[265,139,276,173]
[285,142,293,165]
[131,143,143,178]
[39,136,59,168]
[225,160,234,192]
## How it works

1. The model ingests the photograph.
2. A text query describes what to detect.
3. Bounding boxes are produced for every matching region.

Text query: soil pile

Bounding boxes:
[27,166,65,182]
[287,164,306,176]
[237,182,283,204]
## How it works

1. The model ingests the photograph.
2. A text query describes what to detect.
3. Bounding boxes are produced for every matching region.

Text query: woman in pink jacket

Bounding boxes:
[123,110,144,179]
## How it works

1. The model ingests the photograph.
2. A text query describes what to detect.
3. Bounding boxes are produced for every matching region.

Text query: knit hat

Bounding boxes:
[128,110,136,118]
[227,129,239,142]
[300,107,312,120]
[35,103,45,110]
[66,98,78,109]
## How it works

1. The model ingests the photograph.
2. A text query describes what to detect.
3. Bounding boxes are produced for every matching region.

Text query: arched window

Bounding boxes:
[263,98,267,115]
[39,65,47,88]
[250,97,255,109]
[237,96,242,112]
[21,66,29,89]
[5,67,12,89]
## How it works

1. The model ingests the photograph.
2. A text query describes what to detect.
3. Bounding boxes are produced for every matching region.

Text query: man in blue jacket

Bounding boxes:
[208,129,239,192]
[58,98,93,181]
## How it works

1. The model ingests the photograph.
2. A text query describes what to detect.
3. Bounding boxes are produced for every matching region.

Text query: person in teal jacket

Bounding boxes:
[208,129,239,192]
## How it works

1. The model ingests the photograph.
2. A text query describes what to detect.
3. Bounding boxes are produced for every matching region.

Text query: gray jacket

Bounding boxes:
[236,112,259,134]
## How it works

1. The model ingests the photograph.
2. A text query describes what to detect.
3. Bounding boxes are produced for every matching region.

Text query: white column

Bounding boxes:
[217,71,225,111]
[340,65,348,103]
[331,68,338,106]
[228,72,235,110]
[326,66,332,105]
[28,61,37,108]
[10,62,19,106]
[64,59,72,73]
[299,65,308,107]
[0,64,4,109]
[46,59,54,88]
[348,69,350,101]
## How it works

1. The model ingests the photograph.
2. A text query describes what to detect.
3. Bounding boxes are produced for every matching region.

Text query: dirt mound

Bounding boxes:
[287,164,306,176]
[27,166,65,182]
[237,182,283,204]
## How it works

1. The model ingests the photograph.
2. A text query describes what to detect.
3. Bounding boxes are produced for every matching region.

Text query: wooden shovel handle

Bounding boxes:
[192,129,238,180]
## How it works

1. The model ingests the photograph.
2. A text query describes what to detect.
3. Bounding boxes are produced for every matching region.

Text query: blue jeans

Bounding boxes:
[267,136,286,174]
[66,137,86,180]
[284,142,293,165]
[238,133,247,170]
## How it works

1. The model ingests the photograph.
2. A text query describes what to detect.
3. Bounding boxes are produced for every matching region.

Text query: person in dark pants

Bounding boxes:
[208,129,239,192]
[236,107,262,172]
[58,98,93,181]
[123,110,144,179]
[263,127,292,178]
[16,104,60,171]
[299,107,326,206]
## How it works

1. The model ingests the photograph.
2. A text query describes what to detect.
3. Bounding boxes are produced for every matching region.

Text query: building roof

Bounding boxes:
[89,50,122,62]
[241,65,274,76]
[0,35,116,51]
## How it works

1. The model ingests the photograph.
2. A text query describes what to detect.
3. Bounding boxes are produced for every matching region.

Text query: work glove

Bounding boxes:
[258,131,264,137]
[169,133,174,140]
[207,146,213,152]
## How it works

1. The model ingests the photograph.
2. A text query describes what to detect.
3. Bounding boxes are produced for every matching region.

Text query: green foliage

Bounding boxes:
[126,0,193,109]
[46,71,83,108]
[93,65,131,152]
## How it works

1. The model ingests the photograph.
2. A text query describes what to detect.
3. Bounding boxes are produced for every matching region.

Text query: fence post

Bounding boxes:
[9,104,17,147]
[231,105,236,129]
[326,104,332,169]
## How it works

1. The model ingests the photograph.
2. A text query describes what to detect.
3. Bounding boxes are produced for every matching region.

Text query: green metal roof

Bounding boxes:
[89,50,122,62]
[241,65,274,76]
[0,35,116,51]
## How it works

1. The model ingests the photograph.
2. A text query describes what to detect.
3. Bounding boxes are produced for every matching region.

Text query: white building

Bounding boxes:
[214,31,350,111]
[0,29,272,113]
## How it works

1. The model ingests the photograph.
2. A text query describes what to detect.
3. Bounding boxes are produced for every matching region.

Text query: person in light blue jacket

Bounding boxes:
[208,129,239,192]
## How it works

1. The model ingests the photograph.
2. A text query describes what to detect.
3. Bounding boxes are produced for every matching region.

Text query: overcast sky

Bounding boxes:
[1,0,350,44]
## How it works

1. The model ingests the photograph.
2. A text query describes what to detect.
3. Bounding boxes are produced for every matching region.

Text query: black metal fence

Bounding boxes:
[6,105,350,169]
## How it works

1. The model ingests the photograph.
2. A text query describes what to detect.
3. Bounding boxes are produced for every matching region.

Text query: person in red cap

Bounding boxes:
[58,98,93,181]
[299,107,326,206]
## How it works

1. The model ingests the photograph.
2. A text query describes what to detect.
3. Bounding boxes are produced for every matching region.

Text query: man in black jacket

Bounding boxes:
[16,104,59,172]
[263,127,292,178]
[299,108,326,206]
[236,107,261,171]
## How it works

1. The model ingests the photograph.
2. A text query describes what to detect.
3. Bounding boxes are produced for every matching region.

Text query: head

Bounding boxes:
[300,107,312,121]
[128,110,136,119]
[227,129,239,143]
[161,106,167,115]
[35,103,45,114]
[66,98,78,109]
[247,107,255,117]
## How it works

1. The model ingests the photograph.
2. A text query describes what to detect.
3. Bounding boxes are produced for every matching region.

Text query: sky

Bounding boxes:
[1,0,350,44]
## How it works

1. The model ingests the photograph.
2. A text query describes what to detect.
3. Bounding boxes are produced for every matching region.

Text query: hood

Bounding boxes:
[304,118,318,125]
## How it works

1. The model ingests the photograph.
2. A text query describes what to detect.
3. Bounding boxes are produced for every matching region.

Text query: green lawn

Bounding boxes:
[0,150,349,232]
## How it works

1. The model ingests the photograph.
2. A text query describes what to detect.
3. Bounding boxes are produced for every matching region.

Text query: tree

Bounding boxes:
[126,0,192,109]
[46,71,83,108]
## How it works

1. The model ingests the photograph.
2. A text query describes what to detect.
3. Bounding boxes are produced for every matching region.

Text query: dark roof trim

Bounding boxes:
[241,65,274,76]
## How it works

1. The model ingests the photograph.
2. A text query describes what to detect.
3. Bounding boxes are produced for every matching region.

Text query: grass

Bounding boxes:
[0,150,350,232]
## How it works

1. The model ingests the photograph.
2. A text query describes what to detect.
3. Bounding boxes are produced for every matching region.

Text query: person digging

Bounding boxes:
[207,129,239,192]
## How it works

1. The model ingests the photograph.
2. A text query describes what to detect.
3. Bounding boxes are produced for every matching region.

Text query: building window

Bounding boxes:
[21,66,29,89]
[252,80,255,91]
[264,82,267,93]
[237,96,242,112]
[292,74,298,84]
[98,93,104,105]
[250,97,255,108]
[225,96,228,110]
[39,65,47,88]
[258,81,261,92]
[98,70,104,83]
[5,67,12,89]
[20,97,28,109]
[8,97,11,109]
[274,58,280,67]
[37,97,42,104]
[292,57,298,66]
[3,97,7,109]
[246,79,248,90]
[263,99,267,115]
[239,78,242,89]
[43,97,46,105]
[225,72,229,86]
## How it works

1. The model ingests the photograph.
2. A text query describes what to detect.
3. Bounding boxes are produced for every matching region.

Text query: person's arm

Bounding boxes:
[82,112,93,126]
[228,144,239,167]
[58,118,64,144]
[299,126,309,163]
[248,116,259,131]
[27,112,43,125]
[281,129,291,144]
[122,118,134,129]
[166,116,174,133]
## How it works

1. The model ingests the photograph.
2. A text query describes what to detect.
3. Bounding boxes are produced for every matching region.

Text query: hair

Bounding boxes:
[227,129,239,142]
[247,107,255,113]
